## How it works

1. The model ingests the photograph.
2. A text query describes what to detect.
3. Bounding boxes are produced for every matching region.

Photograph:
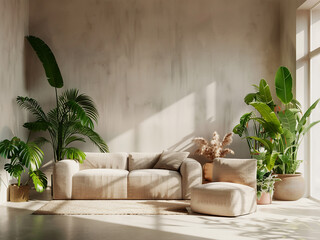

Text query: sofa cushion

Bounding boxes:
[72,169,129,199]
[80,152,128,170]
[153,151,189,171]
[128,152,161,171]
[128,169,182,199]
[212,158,257,189]
[191,182,256,216]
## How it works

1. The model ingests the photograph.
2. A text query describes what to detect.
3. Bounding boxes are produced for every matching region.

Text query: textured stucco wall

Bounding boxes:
[0,0,29,203]
[28,0,282,165]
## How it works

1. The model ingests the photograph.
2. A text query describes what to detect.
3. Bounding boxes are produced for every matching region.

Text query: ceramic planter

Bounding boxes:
[257,192,272,205]
[9,184,30,202]
[273,173,305,201]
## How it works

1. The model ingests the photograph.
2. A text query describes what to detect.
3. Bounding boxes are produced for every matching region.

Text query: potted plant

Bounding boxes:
[234,66,320,201]
[17,36,109,163]
[271,67,320,200]
[0,137,47,202]
[193,131,234,183]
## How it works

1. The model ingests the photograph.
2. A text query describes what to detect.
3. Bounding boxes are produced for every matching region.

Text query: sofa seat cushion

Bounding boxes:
[191,182,256,216]
[72,169,129,199]
[128,169,182,199]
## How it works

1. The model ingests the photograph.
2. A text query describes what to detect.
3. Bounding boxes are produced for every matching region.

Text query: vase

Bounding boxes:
[257,192,272,205]
[273,173,305,201]
[9,184,30,202]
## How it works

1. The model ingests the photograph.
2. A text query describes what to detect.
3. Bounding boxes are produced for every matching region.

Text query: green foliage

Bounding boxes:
[29,170,48,192]
[275,66,293,104]
[17,89,109,162]
[233,66,320,175]
[26,36,64,88]
[0,137,47,192]
[255,155,280,199]
[21,35,108,162]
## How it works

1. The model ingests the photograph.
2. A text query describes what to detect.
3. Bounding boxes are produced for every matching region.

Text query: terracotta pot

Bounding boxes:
[273,173,305,201]
[257,192,272,205]
[203,162,213,182]
[9,184,30,202]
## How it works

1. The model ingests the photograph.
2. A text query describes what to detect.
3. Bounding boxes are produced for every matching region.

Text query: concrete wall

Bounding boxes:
[0,0,29,203]
[28,0,282,165]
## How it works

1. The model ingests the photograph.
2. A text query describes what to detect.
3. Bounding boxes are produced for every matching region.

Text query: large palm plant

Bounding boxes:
[18,36,108,162]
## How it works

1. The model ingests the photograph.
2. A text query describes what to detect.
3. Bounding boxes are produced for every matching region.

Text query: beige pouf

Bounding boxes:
[191,182,257,217]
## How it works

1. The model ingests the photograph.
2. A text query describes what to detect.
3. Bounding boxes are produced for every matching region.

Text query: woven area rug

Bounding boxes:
[33,200,190,215]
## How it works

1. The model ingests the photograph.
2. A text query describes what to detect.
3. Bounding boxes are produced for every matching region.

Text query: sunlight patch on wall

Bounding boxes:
[136,93,195,151]
[206,82,216,121]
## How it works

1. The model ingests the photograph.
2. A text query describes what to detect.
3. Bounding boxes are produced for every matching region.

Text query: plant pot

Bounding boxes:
[257,192,272,205]
[273,173,305,201]
[203,162,213,182]
[9,184,30,202]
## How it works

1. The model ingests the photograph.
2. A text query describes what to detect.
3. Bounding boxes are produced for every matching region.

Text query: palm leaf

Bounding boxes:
[16,96,47,122]
[65,100,94,128]
[34,137,52,147]
[64,136,85,147]
[29,170,47,192]
[60,89,99,124]
[26,36,63,88]
[23,121,49,131]
[69,122,109,152]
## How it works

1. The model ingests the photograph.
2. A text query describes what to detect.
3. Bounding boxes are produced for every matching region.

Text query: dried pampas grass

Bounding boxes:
[193,131,234,161]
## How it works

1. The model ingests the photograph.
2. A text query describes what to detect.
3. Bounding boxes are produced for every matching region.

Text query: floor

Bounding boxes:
[1,190,320,240]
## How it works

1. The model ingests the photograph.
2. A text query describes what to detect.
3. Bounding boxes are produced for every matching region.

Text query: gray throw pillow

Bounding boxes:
[153,151,189,171]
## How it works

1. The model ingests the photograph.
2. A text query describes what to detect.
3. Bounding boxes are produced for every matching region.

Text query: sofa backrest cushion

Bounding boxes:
[211,158,257,189]
[153,151,189,171]
[80,152,128,170]
[128,152,161,171]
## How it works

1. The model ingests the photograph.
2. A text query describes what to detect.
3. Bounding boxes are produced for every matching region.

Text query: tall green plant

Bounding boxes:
[273,67,320,174]
[0,137,47,192]
[19,35,108,162]
[234,66,320,175]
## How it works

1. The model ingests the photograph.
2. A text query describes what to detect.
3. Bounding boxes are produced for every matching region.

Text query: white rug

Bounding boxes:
[33,200,190,215]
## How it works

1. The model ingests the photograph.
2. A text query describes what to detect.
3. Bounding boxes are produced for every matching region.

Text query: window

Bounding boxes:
[297,1,320,200]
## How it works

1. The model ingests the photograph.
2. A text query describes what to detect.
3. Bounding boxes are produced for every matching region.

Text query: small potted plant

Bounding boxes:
[193,131,234,182]
[0,137,47,202]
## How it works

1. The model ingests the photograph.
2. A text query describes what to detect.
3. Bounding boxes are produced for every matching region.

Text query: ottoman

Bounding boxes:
[191,182,257,217]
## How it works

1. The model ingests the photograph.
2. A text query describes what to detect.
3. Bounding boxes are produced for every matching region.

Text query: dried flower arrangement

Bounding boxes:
[193,131,234,161]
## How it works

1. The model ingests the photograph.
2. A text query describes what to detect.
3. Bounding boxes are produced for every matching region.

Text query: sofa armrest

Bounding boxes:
[180,158,202,199]
[53,160,79,199]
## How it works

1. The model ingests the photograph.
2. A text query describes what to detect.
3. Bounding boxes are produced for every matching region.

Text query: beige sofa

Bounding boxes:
[53,152,202,200]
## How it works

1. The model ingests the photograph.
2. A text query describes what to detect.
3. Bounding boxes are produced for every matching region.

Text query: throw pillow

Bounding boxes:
[153,151,189,171]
